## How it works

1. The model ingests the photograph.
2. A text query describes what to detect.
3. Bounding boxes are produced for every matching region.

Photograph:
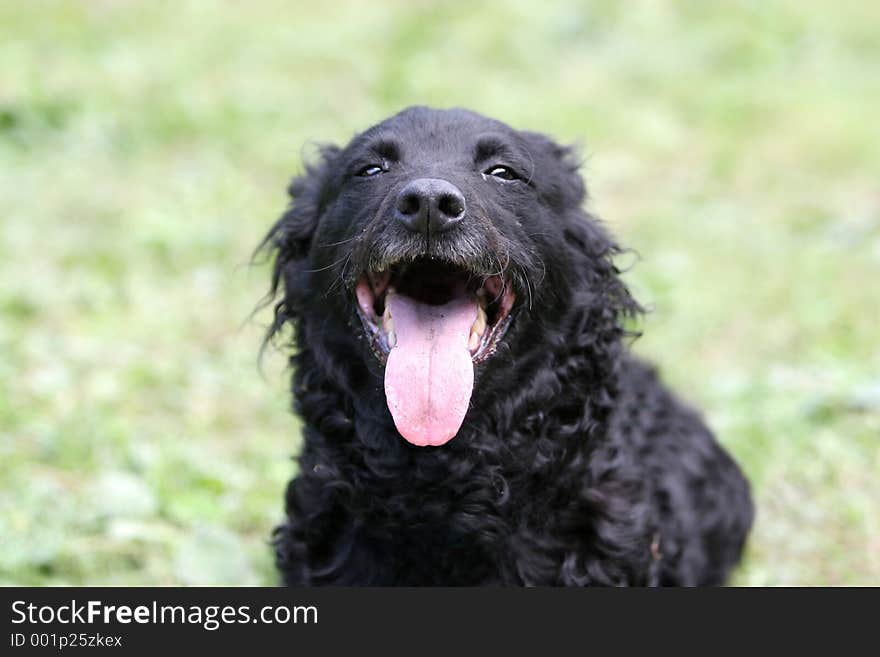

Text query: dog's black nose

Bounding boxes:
[394,178,465,235]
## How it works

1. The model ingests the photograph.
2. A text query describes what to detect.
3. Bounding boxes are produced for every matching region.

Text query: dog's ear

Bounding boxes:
[521,131,643,334]
[265,144,341,263]
[519,130,586,211]
[257,144,341,340]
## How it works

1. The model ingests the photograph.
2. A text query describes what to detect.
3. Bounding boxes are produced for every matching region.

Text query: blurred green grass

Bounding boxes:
[1,0,878,585]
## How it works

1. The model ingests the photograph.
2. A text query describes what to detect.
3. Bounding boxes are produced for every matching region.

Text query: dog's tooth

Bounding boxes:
[468,328,480,352]
[382,306,397,349]
[381,282,397,349]
[382,286,394,331]
[471,305,487,336]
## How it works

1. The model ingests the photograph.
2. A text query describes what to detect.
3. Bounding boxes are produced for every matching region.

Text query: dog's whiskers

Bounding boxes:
[534,252,547,288]
[317,235,360,248]
[302,254,352,274]
[324,251,353,297]
[523,269,534,310]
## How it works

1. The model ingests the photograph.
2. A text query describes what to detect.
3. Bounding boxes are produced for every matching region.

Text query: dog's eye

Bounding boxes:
[358,164,385,177]
[484,165,519,181]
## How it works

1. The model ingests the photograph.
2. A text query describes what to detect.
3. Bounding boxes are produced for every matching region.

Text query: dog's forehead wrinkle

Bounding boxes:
[353,109,520,166]
[348,135,403,165]
[474,133,513,159]
[475,137,534,175]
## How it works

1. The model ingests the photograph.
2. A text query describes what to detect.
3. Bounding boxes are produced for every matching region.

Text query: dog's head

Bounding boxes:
[262,107,638,447]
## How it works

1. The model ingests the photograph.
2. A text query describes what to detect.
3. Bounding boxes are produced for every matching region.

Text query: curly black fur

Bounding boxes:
[259,107,753,585]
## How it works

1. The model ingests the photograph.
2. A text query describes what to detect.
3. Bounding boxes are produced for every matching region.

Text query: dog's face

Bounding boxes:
[265,107,633,447]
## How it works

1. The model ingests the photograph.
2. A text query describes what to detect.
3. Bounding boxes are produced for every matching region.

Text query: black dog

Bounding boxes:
[261,106,753,585]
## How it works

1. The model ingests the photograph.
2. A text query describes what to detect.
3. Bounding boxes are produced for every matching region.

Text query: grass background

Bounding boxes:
[1,0,878,585]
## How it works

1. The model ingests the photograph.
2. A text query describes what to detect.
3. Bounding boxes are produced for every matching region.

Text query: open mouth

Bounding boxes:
[355,258,515,363]
[354,257,516,447]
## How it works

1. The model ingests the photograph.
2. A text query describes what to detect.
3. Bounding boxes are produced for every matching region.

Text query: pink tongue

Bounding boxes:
[384,293,477,446]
